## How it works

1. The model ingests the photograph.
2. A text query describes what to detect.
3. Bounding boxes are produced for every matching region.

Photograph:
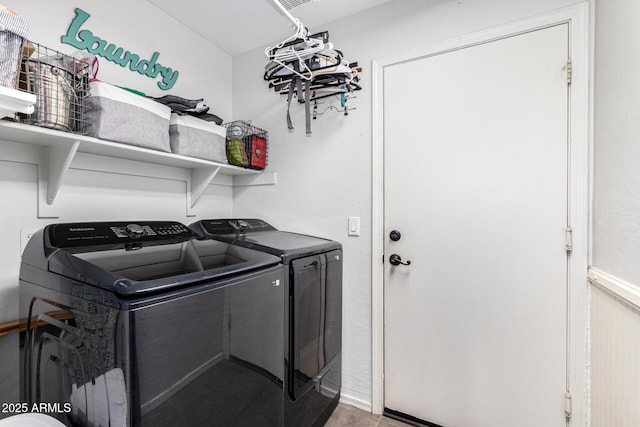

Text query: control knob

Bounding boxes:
[125,223,146,238]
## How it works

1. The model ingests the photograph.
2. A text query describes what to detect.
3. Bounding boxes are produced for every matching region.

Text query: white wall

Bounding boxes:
[0,0,234,406]
[591,0,640,424]
[592,0,640,288]
[232,0,586,408]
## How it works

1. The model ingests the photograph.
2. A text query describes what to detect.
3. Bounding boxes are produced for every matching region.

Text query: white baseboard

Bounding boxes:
[339,393,373,413]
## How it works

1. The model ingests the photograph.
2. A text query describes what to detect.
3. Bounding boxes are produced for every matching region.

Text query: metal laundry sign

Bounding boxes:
[61,8,179,90]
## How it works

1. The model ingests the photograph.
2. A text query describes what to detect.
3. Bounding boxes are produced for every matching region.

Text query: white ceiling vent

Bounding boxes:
[278,0,314,10]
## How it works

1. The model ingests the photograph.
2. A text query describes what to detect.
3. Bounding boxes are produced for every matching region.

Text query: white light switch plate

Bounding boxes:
[348,216,360,236]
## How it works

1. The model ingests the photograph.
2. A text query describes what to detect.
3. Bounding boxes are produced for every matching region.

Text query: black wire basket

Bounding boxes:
[223,121,268,170]
[17,42,91,134]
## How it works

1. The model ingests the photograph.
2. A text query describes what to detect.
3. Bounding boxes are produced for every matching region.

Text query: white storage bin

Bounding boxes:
[86,81,171,152]
[169,113,227,163]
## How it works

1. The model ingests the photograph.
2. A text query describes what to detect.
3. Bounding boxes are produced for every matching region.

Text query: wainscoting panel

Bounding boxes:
[589,268,640,427]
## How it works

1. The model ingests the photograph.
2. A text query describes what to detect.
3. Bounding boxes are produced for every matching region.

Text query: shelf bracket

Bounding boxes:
[37,140,80,218]
[233,172,277,187]
[186,166,221,216]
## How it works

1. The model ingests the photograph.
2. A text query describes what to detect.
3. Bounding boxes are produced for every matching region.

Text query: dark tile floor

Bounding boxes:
[325,404,410,427]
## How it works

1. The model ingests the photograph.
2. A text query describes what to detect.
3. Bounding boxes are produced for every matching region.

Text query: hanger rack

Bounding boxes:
[269,0,303,30]
[264,0,361,134]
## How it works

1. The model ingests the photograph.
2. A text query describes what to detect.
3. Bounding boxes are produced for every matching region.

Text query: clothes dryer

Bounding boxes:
[20,221,285,427]
[190,219,342,427]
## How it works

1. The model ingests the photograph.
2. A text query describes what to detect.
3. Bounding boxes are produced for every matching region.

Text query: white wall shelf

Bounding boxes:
[0,120,276,217]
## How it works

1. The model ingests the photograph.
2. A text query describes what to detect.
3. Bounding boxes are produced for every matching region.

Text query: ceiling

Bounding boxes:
[148,0,393,56]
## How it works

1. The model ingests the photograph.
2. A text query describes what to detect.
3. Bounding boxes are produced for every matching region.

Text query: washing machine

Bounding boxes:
[189,219,342,427]
[19,221,286,427]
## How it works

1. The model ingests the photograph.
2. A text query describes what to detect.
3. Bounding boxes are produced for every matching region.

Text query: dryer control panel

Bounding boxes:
[195,219,276,236]
[48,221,194,249]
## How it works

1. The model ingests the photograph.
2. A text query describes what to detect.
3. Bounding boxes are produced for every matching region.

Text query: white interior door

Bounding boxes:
[383,24,570,427]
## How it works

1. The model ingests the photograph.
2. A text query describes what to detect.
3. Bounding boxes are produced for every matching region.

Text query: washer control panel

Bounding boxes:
[48,221,194,248]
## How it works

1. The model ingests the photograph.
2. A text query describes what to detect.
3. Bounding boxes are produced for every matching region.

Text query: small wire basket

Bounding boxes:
[223,121,268,170]
[17,42,91,134]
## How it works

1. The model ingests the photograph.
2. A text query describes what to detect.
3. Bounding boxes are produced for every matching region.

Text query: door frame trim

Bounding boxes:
[371,3,590,424]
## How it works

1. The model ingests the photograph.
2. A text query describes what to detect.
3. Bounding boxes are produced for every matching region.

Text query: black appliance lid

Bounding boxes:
[190,219,342,260]
[34,221,281,297]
